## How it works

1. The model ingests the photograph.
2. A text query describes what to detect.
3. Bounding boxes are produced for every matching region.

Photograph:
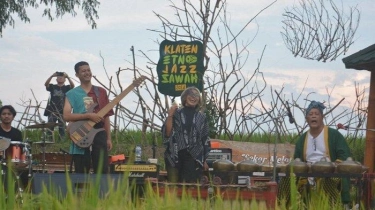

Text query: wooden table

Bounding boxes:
[149,179,278,209]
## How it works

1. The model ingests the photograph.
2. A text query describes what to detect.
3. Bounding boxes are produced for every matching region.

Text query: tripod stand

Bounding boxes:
[34,141,54,173]
[26,122,58,173]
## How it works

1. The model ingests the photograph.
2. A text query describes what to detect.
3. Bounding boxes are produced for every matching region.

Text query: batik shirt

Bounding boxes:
[162,107,211,167]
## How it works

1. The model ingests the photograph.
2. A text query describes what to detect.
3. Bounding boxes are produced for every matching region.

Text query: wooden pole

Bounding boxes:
[364,70,375,172]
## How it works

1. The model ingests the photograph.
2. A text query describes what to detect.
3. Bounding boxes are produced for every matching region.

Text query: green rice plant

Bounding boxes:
[0,169,365,210]
[347,138,365,163]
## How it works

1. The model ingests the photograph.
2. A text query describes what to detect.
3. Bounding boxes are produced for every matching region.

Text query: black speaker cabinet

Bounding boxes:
[31,173,125,198]
[206,148,232,170]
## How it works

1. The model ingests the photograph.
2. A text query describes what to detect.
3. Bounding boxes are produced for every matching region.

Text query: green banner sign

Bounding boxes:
[156,40,205,96]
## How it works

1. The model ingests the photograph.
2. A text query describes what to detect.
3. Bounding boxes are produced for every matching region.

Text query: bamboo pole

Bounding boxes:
[364,70,375,172]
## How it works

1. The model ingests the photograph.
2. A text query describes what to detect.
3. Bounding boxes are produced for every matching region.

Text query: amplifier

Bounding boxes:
[109,163,159,182]
[206,148,232,170]
[110,163,159,198]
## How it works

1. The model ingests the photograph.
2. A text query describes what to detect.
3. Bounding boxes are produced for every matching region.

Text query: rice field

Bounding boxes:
[0,168,363,210]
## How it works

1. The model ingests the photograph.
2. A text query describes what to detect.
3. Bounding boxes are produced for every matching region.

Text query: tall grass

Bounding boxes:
[0,171,361,210]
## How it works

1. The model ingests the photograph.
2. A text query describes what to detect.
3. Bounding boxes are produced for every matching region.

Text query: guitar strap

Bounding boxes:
[92,85,104,129]
[93,85,101,108]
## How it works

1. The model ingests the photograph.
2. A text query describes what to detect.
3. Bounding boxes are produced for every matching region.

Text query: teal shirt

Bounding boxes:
[66,86,89,155]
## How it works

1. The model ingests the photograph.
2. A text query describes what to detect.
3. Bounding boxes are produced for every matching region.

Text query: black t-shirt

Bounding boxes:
[0,126,23,164]
[44,84,72,116]
[0,126,23,142]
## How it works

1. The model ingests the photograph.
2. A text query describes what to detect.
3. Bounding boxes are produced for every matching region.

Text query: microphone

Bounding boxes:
[337,123,348,130]
[286,101,295,124]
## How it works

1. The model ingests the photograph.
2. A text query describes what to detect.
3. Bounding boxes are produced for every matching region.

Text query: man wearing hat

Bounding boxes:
[278,101,351,208]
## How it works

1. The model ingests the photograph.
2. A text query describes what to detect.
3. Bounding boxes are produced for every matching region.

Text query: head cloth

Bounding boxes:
[305,100,325,116]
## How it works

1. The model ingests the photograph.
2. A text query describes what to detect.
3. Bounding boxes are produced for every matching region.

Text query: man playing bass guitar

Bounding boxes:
[63,61,114,174]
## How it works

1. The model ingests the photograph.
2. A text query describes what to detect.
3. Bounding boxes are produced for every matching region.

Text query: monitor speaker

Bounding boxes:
[31,173,125,198]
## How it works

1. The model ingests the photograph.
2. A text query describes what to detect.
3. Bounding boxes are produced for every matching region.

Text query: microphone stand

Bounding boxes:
[152,134,156,159]
[338,125,375,132]
[244,111,289,182]
[271,113,286,182]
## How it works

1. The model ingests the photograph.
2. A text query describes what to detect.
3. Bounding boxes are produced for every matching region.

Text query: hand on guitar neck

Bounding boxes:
[87,112,104,124]
[67,75,146,148]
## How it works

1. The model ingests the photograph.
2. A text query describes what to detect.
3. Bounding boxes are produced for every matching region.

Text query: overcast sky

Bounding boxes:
[0,0,374,128]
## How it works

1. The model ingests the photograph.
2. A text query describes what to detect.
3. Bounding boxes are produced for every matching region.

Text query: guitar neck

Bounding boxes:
[97,83,137,117]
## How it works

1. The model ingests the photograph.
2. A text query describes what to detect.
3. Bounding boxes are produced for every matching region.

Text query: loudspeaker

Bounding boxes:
[31,173,125,198]
[206,148,232,170]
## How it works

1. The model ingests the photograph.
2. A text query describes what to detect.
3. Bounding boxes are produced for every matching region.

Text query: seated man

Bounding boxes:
[277,101,351,208]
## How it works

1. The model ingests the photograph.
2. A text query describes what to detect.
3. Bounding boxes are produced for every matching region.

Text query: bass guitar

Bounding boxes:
[68,76,145,148]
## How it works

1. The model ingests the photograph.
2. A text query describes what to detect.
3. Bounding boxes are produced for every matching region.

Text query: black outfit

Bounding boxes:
[44,84,72,140]
[0,127,22,142]
[72,130,108,174]
[165,148,203,183]
[0,126,28,190]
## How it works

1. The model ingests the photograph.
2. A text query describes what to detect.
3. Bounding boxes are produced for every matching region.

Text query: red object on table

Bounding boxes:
[108,154,126,164]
